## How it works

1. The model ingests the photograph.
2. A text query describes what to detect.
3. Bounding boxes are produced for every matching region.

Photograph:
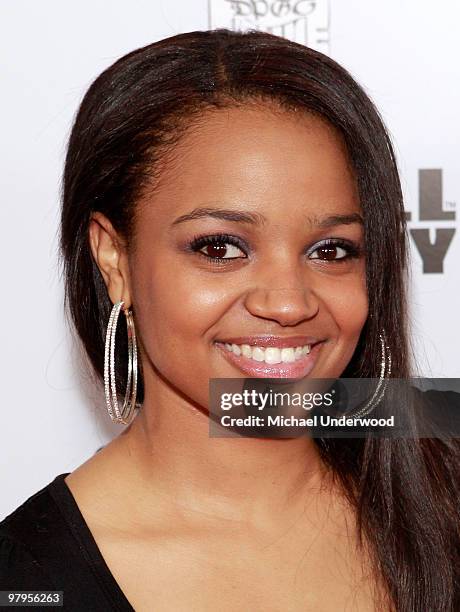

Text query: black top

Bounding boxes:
[0,473,134,611]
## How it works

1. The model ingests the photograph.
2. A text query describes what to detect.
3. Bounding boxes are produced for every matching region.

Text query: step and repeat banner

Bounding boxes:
[1,0,459,517]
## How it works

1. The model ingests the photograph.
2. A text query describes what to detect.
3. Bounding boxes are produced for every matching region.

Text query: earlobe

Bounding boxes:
[88,212,133,309]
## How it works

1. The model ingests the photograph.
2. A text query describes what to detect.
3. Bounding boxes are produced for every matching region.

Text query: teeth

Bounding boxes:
[221,342,312,364]
[231,343,241,356]
[281,348,295,363]
[265,347,282,364]
[252,347,265,362]
[241,344,252,358]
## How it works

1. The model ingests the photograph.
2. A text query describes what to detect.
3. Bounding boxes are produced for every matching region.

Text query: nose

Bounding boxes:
[243,285,320,327]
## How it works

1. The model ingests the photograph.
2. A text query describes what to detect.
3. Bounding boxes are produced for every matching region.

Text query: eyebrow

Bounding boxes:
[171,207,363,229]
[314,213,364,228]
[171,207,266,226]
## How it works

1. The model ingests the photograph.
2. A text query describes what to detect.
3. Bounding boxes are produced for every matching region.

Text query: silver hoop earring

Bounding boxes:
[348,329,392,418]
[104,300,138,425]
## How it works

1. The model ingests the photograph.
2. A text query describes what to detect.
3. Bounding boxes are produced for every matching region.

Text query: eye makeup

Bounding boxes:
[185,232,364,266]
[187,232,249,264]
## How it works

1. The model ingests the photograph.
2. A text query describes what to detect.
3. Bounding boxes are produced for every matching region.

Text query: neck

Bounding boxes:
[118,367,334,528]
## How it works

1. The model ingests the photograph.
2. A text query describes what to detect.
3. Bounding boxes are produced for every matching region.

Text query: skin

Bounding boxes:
[65,105,390,610]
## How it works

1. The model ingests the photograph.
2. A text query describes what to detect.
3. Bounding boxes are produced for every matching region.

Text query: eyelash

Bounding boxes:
[188,233,363,265]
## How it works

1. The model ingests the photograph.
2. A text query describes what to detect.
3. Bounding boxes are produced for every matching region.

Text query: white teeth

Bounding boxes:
[265,347,281,364]
[241,344,252,358]
[220,342,312,364]
[231,343,241,356]
[281,348,295,363]
[251,347,265,362]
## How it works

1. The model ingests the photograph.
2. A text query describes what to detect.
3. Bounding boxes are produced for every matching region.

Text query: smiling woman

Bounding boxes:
[1,29,459,612]
[108,104,368,390]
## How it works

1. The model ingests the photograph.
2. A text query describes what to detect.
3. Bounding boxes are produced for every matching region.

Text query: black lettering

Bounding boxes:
[410,228,456,273]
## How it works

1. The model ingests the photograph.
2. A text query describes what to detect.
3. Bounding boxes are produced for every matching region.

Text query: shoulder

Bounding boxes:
[0,473,134,610]
[0,474,70,589]
[0,474,70,546]
[0,533,57,590]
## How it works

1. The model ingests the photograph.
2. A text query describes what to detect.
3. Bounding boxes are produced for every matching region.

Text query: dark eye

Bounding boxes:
[190,234,248,262]
[310,244,347,261]
[199,241,245,260]
[308,239,362,262]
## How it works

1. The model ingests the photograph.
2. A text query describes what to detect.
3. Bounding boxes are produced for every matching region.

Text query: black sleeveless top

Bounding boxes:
[0,473,134,611]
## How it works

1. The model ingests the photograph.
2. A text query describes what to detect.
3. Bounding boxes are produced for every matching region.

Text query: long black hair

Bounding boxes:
[59,29,460,610]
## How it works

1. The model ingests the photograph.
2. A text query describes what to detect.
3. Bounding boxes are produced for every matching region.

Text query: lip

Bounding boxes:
[215,335,322,349]
[214,340,325,379]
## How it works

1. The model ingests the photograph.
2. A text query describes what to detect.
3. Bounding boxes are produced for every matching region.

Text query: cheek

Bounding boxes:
[322,272,368,335]
[316,273,368,377]
[130,261,227,371]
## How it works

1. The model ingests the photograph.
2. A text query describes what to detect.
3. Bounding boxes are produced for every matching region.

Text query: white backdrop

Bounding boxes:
[1,0,459,519]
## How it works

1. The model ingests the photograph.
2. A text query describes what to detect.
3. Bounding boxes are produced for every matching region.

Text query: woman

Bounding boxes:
[1,29,459,611]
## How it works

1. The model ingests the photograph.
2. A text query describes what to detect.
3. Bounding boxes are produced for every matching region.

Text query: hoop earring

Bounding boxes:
[104,300,138,425]
[347,329,392,418]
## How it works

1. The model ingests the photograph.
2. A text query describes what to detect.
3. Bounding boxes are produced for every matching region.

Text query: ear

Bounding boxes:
[88,212,133,309]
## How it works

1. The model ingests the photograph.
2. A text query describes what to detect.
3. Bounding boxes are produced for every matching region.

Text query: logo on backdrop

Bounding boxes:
[208,0,330,51]
[405,169,457,273]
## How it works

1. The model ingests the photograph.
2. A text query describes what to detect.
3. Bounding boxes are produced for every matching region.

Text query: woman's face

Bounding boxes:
[113,105,368,408]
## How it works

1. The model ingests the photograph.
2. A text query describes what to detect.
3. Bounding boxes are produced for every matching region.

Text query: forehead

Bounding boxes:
[138,104,360,225]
